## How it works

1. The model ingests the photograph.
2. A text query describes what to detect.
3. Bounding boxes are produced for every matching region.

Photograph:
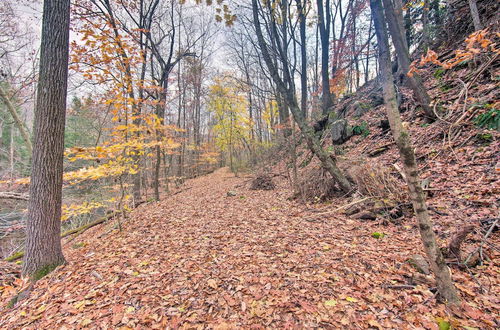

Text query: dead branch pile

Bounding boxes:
[294,167,338,202]
[250,174,276,191]
[348,162,408,204]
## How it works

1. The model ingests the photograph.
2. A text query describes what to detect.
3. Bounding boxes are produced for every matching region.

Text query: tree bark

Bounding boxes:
[381,0,435,120]
[370,0,459,305]
[317,0,333,115]
[153,88,167,201]
[422,0,430,51]
[296,0,308,118]
[467,0,482,31]
[22,0,70,277]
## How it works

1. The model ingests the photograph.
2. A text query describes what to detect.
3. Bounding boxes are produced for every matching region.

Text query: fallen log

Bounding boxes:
[368,143,392,157]
[0,192,29,201]
[60,211,118,238]
[4,211,118,262]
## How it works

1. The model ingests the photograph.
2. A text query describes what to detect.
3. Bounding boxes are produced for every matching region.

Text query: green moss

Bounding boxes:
[433,68,445,80]
[31,263,58,281]
[4,251,24,262]
[371,232,385,239]
[6,295,18,309]
[72,242,86,249]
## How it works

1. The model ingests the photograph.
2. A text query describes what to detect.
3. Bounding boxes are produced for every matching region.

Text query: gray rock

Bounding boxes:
[408,254,430,274]
[331,119,353,145]
[370,94,384,107]
[351,101,371,117]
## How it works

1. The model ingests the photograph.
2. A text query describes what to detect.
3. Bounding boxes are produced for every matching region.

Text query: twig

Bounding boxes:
[382,284,416,290]
[464,218,499,266]
[466,52,499,88]
[303,197,372,219]
[478,218,499,261]
[392,163,406,181]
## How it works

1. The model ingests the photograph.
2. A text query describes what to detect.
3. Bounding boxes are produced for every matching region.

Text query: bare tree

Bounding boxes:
[317,0,334,114]
[370,0,460,305]
[252,0,352,194]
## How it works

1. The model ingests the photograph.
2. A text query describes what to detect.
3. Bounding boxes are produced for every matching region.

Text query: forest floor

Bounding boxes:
[0,168,498,329]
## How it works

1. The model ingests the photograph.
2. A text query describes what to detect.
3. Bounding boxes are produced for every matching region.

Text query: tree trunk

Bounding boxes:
[370,0,460,305]
[153,89,166,201]
[317,0,333,115]
[252,0,352,194]
[296,0,308,118]
[422,0,430,51]
[467,0,482,31]
[22,0,70,277]
[0,85,33,155]
[381,0,434,120]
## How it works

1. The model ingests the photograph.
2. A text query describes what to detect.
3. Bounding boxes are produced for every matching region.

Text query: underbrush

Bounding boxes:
[293,167,339,202]
[347,161,408,205]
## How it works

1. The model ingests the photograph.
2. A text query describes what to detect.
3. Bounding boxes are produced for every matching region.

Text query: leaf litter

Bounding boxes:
[0,167,498,328]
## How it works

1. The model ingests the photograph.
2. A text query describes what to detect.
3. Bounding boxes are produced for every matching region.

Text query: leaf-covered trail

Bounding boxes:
[1,168,497,328]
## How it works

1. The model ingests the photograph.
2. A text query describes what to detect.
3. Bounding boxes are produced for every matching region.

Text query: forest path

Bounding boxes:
[0,168,495,328]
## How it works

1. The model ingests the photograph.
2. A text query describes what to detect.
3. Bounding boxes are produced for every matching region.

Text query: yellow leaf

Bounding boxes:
[345,297,358,303]
[81,318,93,326]
[207,279,218,289]
[35,305,47,314]
[368,319,383,329]
[324,299,338,307]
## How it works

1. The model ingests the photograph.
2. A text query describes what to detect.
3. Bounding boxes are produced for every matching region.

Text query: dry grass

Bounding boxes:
[294,167,339,202]
[347,161,409,204]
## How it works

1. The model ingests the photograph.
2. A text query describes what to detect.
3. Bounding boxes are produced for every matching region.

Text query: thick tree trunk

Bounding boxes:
[22,0,70,277]
[381,0,435,120]
[370,0,460,305]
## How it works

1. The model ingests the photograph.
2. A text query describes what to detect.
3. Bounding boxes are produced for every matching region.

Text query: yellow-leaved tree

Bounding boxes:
[208,76,251,175]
